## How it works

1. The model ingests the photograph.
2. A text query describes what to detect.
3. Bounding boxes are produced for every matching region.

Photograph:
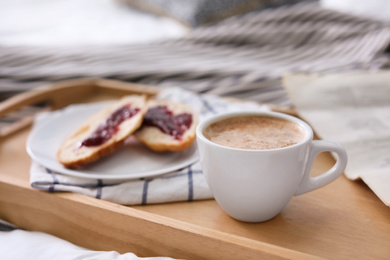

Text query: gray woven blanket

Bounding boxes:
[1,1,390,106]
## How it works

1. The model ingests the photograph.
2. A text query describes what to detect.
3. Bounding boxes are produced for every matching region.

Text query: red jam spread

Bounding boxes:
[81,104,140,147]
[143,105,192,140]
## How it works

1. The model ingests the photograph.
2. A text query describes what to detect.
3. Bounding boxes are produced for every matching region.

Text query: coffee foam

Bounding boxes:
[203,116,305,150]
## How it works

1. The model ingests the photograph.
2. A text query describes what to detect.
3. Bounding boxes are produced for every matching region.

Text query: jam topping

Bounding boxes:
[143,105,192,140]
[81,105,140,147]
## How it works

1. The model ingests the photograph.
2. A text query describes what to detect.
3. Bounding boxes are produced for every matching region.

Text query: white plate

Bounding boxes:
[26,101,198,180]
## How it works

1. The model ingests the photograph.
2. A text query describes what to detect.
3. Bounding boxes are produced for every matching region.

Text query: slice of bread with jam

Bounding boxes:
[134,99,198,152]
[57,95,147,168]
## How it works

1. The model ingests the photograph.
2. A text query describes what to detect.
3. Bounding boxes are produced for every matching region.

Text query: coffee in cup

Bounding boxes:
[203,115,305,150]
[196,111,348,222]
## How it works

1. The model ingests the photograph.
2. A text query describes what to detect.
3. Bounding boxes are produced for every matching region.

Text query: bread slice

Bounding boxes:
[57,95,147,168]
[134,99,198,152]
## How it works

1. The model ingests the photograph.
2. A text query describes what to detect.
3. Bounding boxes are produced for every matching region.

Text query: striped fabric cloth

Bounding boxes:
[1,1,390,107]
[29,88,268,205]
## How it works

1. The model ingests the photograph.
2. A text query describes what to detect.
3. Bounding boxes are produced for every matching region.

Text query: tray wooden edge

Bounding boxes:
[0,78,160,137]
[0,179,322,260]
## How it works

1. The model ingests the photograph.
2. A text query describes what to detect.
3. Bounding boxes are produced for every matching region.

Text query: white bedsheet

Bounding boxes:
[0,230,176,260]
[0,0,187,47]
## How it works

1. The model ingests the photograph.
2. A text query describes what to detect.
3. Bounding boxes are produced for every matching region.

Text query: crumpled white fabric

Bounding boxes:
[0,229,178,260]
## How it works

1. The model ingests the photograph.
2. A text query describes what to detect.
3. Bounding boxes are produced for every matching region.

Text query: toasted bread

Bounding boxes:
[134,99,198,152]
[57,95,147,168]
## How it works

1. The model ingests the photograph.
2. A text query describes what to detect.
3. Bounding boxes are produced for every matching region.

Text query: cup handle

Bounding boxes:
[295,140,348,196]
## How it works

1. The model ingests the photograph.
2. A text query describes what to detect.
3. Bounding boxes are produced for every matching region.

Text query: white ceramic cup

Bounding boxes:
[196,111,348,222]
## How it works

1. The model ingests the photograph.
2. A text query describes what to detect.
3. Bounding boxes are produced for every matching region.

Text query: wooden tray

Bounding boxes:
[0,78,389,260]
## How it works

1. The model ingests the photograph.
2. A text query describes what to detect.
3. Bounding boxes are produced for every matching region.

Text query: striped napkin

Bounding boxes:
[30,88,268,205]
